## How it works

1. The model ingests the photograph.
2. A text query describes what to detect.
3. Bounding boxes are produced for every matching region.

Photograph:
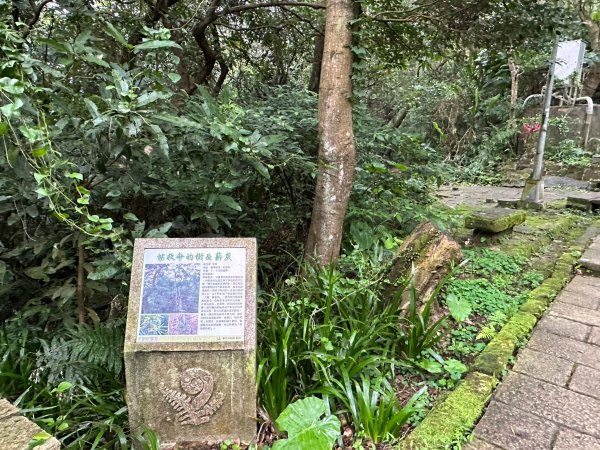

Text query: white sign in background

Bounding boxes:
[136,247,247,343]
[554,40,586,84]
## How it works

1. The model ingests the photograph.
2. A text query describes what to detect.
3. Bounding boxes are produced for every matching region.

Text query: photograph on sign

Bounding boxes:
[136,247,246,343]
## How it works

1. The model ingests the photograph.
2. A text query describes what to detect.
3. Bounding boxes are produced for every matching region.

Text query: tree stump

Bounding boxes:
[386,221,463,307]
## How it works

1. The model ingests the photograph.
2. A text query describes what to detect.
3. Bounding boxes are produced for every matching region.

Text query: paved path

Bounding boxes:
[438,181,599,208]
[468,236,600,450]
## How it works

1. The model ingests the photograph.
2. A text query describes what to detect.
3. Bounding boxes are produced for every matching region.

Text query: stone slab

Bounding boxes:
[464,438,507,450]
[494,372,600,438]
[0,414,60,450]
[590,327,600,346]
[465,208,527,233]
[559,288,600,310]
[527,330,600,370]
[537,315,590,341]
[570,275,600,288]
[512,348,574,386]
[566,196,600,211]
[549,302,600,327]
[473,399,557,449]
[553,428,600,450]
[580,237,600,272]
[569,365,600,400]
[0,399,19,420]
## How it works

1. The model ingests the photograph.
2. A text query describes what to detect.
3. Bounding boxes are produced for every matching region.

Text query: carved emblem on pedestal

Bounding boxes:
[159,367,224,425]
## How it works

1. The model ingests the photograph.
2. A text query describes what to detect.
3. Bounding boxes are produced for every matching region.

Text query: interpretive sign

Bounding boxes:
[124,238,257,446]
[554,39,586,85]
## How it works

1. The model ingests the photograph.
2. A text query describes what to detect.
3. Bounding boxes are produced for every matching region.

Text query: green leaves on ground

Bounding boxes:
[446,293,472,322]
[272,397,340,450]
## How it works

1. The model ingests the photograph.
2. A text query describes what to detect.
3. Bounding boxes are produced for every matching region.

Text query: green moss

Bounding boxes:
[471,335,515,376]
[465,209,526,233]
[501,312,537,336]
[398,216,594,450]
[519,297,549,317]
[399,373,496,450]
[471,312,536,376]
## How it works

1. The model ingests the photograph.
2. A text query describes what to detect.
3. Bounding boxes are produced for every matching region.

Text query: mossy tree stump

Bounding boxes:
[386,221,463,306]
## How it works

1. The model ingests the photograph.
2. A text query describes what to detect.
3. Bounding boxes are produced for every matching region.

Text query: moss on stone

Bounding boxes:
[471,312,537,376]
[465,209,526,233]
[501,312,537,337]
[470,335,515,377]
[398,216,594,450]
[519,297,549,317]
[399,373,496,450]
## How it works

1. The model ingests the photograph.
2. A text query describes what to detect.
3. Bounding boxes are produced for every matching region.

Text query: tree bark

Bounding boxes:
[308,25,325,93]
[388,108,409,128]
[77,240,86,325]
[304,0,356,266]
[508,56,519,122]
[581,11,600,98]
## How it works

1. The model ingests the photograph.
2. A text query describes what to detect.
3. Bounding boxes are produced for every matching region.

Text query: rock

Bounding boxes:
[0,399,60,450]
[579,235,600,272]
[464,208,526,233]
[386,221,462,305]
[566,196,600,211]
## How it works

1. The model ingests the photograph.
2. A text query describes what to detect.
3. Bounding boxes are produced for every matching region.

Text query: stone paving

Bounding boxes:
[467,239,600,450]
[0,398,60,449]
[437,181,598,209]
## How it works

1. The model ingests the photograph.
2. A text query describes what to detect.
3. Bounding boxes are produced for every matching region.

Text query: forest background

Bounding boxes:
[1,0,600,448]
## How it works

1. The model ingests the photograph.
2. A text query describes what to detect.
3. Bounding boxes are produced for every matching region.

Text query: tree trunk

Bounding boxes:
[308,26,325,93]
[304,0,356,266]
[582,63,600,98]
[508,56,519,122]
[581,16,600,98]
[388,108,410,128]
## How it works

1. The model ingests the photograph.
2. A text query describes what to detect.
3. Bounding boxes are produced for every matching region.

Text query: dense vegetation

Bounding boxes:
[1,0,599,448]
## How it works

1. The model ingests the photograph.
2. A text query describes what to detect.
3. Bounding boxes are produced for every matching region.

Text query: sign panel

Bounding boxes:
[554,39,586,84]
[137,247,246,343]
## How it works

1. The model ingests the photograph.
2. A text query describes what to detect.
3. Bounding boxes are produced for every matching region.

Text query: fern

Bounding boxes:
[36,320,125,386]
[476,311,508,341]
[67,321,124,375]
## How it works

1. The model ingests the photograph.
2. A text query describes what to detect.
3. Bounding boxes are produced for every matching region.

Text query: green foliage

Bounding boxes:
[398,274,450,360]
[272,397,341,450]
[546,138,591,167]
[446,293,472,323]
[327,375,424,444]
[36,321,125,386]
[257,245,448,438]
[0,317,159,448]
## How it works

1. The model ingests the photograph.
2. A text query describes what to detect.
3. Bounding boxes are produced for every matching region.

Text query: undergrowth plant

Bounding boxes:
[258,244,451,443]
[0,317,158,448]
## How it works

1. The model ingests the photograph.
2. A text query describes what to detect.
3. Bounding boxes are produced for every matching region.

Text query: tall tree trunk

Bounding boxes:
[581,14,600,98]
[308,25,325,93]
[305,0,356,266]
[508,56,519,123]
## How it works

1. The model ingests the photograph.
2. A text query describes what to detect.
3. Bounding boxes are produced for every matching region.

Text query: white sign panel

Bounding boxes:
[136,247,246,343]
[554,40,586,84]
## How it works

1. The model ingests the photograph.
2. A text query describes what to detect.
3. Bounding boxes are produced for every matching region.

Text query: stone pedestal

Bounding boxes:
[520,178,544,206]
[124,238,257,446]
